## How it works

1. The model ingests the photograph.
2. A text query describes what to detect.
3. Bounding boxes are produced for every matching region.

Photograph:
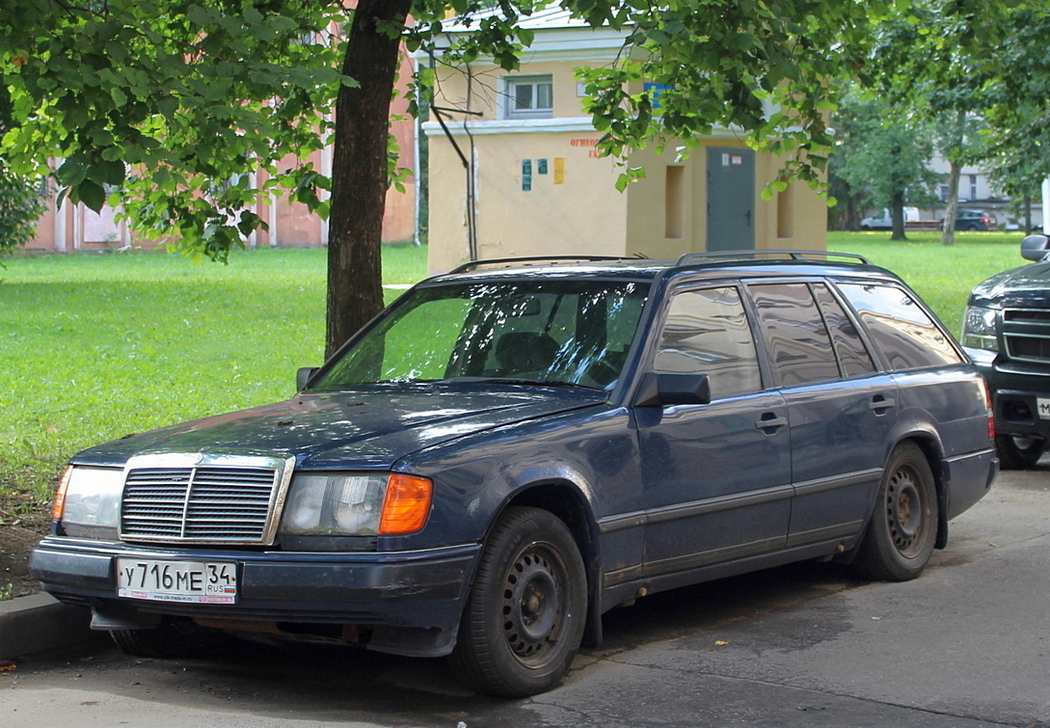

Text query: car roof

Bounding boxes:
[424,251,902,287]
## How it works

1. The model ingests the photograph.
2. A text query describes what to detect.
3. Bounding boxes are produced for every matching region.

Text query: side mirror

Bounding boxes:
[635,372,712,407]
[1021,234,1050,262]
[296,367,319,391]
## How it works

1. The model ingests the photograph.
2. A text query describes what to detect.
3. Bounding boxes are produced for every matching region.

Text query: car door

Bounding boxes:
[635,285,792,580]
[746,281,897,549]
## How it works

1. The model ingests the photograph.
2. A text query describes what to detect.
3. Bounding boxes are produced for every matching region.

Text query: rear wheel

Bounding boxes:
[855,442,938,581]
[449,506,587,697]
[996,434,1045,470]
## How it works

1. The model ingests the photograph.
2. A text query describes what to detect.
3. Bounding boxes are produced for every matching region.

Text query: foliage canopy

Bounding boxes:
[1,0,892,352]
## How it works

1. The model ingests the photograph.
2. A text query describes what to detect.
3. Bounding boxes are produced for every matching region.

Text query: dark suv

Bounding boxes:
[964,233,1050,468]
[32,252,997,696]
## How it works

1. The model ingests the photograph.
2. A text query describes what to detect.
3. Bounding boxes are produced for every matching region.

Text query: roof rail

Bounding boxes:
[448,254,647,275]
[676,250,870,266]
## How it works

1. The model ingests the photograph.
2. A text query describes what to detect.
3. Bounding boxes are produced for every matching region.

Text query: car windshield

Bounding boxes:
[311,279,648,391]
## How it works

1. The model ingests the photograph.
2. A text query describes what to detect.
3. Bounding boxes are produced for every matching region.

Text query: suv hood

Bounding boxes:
[72,385,606,470]
[970,261,1050,308]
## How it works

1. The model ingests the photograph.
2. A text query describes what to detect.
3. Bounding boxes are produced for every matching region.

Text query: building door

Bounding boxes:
[706,147,755,250]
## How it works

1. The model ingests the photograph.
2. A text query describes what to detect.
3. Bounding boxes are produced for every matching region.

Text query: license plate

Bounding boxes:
[1038,398,1050,420]
[117,558,238,604]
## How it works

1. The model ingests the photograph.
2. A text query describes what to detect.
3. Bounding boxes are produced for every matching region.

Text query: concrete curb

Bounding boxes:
[0,593,102,660]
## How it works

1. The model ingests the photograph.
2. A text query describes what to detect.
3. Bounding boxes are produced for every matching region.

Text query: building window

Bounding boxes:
[505,75,553,119]
[665,166,684,239]
[969,174,979,201]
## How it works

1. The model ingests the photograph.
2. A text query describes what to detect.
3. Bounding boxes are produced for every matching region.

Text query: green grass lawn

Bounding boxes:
[0,243,427,509]
[0,231,1033,512]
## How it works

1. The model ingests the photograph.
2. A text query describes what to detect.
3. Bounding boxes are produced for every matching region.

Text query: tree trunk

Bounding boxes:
[890,190,908,241]
[326,0,412,359]
[942,159,962,246]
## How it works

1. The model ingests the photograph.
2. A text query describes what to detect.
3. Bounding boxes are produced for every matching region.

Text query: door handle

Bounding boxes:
[756,413,787,432]
[869,395,896,414]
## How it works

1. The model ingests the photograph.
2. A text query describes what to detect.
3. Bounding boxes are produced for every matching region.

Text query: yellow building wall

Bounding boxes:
[427,60,591,121]
[427,129,628,273]
[621,141,828,259]
[427,53,828,271]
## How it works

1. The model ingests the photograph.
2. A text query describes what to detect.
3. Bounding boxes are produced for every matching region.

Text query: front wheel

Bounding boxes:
[854,442,938,582]
[996,434,1045,470]
[449,506,587,697]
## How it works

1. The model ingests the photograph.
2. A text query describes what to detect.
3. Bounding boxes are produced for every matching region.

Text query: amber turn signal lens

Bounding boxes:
[52,466,73,519]
[378,474,433,535]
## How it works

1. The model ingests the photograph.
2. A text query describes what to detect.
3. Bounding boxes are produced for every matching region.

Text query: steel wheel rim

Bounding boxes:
[886,465,926,557]
[501,542,566,666]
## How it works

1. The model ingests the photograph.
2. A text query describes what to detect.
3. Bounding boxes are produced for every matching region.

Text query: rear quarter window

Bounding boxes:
[837,283,963,370]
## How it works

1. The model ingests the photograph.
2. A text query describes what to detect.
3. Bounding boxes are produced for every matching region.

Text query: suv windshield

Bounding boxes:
[312,280,648,391]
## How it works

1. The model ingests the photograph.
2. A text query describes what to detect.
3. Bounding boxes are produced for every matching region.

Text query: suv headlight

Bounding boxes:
[280,472,433,537]
[53,466,123,537]
[962,306,999,351]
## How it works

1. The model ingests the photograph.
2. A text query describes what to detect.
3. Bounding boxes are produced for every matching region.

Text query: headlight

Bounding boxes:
[54,465,123,535]
[280,472,433,537]
[962,306,999,350]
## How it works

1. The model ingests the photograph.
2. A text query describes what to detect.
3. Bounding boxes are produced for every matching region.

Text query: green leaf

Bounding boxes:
[76,180,106,211]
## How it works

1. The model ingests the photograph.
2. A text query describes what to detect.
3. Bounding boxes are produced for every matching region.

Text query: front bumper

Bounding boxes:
[966,348,1050,439]
[992,388,1050,439]
[30,537,482,658]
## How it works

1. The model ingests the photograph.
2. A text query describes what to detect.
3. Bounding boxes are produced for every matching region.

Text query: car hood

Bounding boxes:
[72,385,606,470]
[969,262,1050,309]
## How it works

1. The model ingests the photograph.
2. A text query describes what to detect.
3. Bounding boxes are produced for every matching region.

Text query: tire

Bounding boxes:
[854,443,938,582]
[996,434,1045,470]
[110,616,219,658]
[449,506,587,697]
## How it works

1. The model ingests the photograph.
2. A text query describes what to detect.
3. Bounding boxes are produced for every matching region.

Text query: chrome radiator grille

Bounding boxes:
[118,453,295,545]
[1004,308,1050,364]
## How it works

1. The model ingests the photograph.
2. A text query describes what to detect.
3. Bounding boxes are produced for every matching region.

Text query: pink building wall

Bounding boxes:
[26,51,417,252]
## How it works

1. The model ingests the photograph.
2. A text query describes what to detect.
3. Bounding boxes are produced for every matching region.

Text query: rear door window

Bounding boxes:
[812,283,877,378]
[749,283,840,387]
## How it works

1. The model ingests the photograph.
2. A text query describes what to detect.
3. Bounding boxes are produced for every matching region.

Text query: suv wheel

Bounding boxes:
[995,434,1045,469]
[449,506,586,697]
[854,442,938,581]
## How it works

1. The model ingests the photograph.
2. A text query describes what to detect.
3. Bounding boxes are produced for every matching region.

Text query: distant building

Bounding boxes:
[25,44,418,252]
[421,8,828,274]
[927,157,1044,230]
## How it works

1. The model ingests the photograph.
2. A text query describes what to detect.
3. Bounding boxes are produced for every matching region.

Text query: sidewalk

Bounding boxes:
[0,593,102,660]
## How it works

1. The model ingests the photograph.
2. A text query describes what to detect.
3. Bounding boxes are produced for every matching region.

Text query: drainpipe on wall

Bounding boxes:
[321,118,333,245]
[53,191,67,251]
[268,191,278,247]
[73,202,82,251]
[1042,177,1050,234]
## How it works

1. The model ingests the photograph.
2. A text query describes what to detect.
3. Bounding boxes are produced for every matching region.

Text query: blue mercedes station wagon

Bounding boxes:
[31,252,997,696]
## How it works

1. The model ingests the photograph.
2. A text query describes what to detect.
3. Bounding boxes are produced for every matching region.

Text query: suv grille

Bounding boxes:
[1004,308,1050,364]
[119,453,295,545]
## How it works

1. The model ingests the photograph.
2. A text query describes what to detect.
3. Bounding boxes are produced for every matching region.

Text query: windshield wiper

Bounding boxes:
[468,377,599,390]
